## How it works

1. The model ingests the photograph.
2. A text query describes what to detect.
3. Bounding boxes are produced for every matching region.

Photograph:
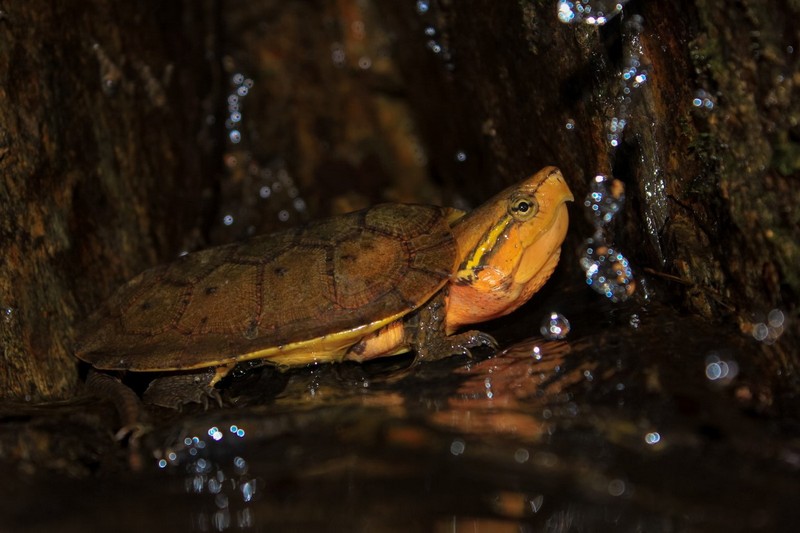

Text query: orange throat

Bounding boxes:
[444,247,562,333]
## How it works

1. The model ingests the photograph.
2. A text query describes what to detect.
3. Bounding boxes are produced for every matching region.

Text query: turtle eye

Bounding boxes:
[508,194,538,221]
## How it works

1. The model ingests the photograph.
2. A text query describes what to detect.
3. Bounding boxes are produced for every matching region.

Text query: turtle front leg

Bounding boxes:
[407,292,498,363]
[143,365,230,409]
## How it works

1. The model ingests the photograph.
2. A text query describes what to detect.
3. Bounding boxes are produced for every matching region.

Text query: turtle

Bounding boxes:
[75,167,573,423]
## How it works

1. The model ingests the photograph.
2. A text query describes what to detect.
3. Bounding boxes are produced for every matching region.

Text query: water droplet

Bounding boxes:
[214,493,229,510]
[450,439,466,456]
[531,345,542,360]
[529,494,544,513]
[426,40,442,54]
[557,0,629,26]
[233,456,248,474]
[752,322,769,341]
[584,174,625,226]
[767,308,785,328]
[692,89,716,110]
[581,238,635,302]
[608,478,626,496]
[705,353,739,383]
[331,43,346,66]
[240,479,256,502]
[644,431,661,445]
[514,448,529,463]
[540,312,571,340]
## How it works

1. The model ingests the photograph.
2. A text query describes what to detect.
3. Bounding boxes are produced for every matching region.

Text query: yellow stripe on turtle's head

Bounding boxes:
[446,167,573,330]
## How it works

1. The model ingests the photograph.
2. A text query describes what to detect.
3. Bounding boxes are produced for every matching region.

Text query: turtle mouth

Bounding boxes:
[513,198,571,285]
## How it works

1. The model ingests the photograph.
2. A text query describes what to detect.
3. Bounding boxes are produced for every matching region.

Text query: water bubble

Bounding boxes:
[215,494,229,510]
[3,307,13,323]
[455,150,467,162]
[191,474,205,493]
[580,238,635,302]
[585,175,625,226]
[331,43,346,66]
[767,308,785,328]
[232,73,244,85]
[293,198,306,212]
[259,186,271,199]
[557,0,629,26]
[541,312,571,340]
[233,456,248,474]
[692,89,716,110]
[158,459,168,468]
[529,494,545,513]
[752,322,769,341]
[358,56,372,70]
[229,130,242,144]
[565,118,576,130]
[236,85,249,97]
[705,353,739,384]
[644,431,661,445]
[426,40,442,54]
[424,26,436,36]
[450,439,466,456]
[514,448,530,463]
[629,313,640,329]
[416,0,430,14]
[531,345,542,360]
[238,479,255,503]
[223,214,234,226]
[607,478,626,496]
[351,20,365,39]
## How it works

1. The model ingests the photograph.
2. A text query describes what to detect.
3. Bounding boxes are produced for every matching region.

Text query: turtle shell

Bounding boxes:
[75,204,458,371]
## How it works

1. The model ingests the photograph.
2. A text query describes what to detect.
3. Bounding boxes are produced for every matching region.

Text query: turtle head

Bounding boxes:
[446,167,573,331]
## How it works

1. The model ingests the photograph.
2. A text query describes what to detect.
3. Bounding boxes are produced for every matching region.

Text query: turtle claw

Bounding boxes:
[456,330,498,359]
[415,329,498,363]
[114,422,151,443]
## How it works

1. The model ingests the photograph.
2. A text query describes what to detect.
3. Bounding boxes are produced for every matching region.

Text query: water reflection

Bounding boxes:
[155,425,258,531]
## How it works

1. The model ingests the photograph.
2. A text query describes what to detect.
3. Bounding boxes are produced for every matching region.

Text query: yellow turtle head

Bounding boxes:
[446,166,573,331]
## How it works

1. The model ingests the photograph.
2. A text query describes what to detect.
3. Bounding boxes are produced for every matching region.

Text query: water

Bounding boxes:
[1,279,796,532]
